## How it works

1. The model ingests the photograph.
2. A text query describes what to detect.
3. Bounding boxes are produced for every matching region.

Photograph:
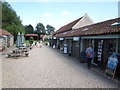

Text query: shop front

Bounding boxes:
[59,37,64,51]
[81,34,120,78]
[52,37,57,48]
[64,37,73,56]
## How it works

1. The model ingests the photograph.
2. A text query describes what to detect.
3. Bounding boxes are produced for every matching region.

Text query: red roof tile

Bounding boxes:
[54,17,120,37]
[40,35,44,38]
[0,29,13,36]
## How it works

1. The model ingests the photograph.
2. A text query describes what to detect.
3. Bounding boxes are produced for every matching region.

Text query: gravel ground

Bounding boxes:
[2,45,119,88]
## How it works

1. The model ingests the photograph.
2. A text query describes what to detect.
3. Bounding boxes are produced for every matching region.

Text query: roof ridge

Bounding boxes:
[55,16,83,34]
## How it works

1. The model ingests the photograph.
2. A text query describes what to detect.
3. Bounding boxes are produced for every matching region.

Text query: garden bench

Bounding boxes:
[24,52,29,57]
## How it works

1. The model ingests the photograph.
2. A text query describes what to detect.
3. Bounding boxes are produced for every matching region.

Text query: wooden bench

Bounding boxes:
[7,52,22,59]
[25,52,29,57]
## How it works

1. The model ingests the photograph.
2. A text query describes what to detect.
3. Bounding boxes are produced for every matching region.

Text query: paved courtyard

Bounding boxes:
[2,45,119,88]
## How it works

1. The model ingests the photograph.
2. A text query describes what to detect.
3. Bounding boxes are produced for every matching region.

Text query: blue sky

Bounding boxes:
[8,2,118,30]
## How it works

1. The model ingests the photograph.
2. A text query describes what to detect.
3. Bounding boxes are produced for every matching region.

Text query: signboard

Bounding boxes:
[49,37,52,39]
[68,40,72,54]
[65,37,73,39]
[60,38,64,40]
[2,35,7,38]
[97,40,103,61]
[64,44,68,54]
[73,37,79,41]
[105,53,118,79]
[107,55,118,70]
[53,37,57,39]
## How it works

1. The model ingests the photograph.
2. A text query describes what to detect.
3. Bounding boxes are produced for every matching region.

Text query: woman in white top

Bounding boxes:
[40,40,42,48]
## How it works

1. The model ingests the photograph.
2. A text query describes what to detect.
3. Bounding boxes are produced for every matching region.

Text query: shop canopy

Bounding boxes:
[25,34,38,37]
[0,29,13,36]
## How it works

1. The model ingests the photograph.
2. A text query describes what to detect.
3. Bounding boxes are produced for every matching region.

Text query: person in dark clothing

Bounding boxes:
[85,45,95,69]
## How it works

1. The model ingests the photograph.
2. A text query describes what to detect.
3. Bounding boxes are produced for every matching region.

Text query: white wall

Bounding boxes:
[10,36,14,46]
[72,13,94,29]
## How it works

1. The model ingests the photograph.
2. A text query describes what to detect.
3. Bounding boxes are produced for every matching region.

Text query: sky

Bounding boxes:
[7,1,118,31]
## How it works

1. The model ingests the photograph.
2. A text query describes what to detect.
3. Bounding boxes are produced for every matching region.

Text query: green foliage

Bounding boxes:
[29,36,34,45]
[44,37,49,42]
[30,36,34,40]
[24,24,34,34]
[0,1,2,28]
[46,25,55,35]
[2,1,25,40]
[35,23,45,34]
[35,23,46,40]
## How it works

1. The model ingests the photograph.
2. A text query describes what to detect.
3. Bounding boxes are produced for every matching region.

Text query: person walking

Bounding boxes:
[40,40,43,48]
[85,45,95,69]
[36,42,39,47]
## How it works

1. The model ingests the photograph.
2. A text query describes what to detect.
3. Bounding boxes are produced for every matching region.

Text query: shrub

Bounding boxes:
[29,36,34,45]
[44,38,49,42]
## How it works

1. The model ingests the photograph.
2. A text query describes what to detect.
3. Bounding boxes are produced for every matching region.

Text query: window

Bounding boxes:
[76,42,79,47]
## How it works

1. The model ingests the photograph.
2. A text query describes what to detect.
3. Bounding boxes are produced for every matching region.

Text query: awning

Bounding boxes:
[81,34,120,39]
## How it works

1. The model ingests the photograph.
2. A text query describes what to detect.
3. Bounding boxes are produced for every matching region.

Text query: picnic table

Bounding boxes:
[7,47,29,59]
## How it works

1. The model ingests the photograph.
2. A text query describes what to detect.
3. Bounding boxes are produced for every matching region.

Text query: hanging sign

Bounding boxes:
[49,37,52,39]
[73,37,79,41]
[60,38,64,40]
[2,35,7,38]
[97,40,104,61]
[53,37,57,39]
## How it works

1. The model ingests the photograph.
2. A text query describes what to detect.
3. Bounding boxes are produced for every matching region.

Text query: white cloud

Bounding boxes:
[62,11,71,15]
[44,13,52,17]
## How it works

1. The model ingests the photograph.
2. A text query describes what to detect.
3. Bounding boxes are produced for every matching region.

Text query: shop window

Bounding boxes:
[76,42,79,47]
[109,39,117,53]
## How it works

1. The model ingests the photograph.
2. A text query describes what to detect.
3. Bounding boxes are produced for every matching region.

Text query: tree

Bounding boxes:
[0,1,2,28]
[2,1,25,41]
[46,25,55,35]
[35,23,45,40]
[35,23,45,34]
[24,24,34,34]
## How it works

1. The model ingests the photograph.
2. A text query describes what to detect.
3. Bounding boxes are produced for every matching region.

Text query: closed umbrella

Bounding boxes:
[21,33,25,46]
[16,32,21,47]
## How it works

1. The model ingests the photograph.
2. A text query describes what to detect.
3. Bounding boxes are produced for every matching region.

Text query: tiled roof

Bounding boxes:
[0,29,13,36]
[54,17,120,37]
[26,34,38,36]
[40,35,44,37]
[55,17,83,34]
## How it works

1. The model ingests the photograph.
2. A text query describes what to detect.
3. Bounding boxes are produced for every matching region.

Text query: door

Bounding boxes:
[72,41,80,59]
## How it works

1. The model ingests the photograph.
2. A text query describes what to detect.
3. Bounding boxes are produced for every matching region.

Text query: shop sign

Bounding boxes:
[53,37,57,39]
[73,37,79,41]
[50,37,52,39]
[2,35,7,38]
[64,44,68,46]
[63,43,68,54]
[60,38,64,40]
[105,53,118,79]
[107,54,118,70]
[65,37,73,39]
[97,40,103,61]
